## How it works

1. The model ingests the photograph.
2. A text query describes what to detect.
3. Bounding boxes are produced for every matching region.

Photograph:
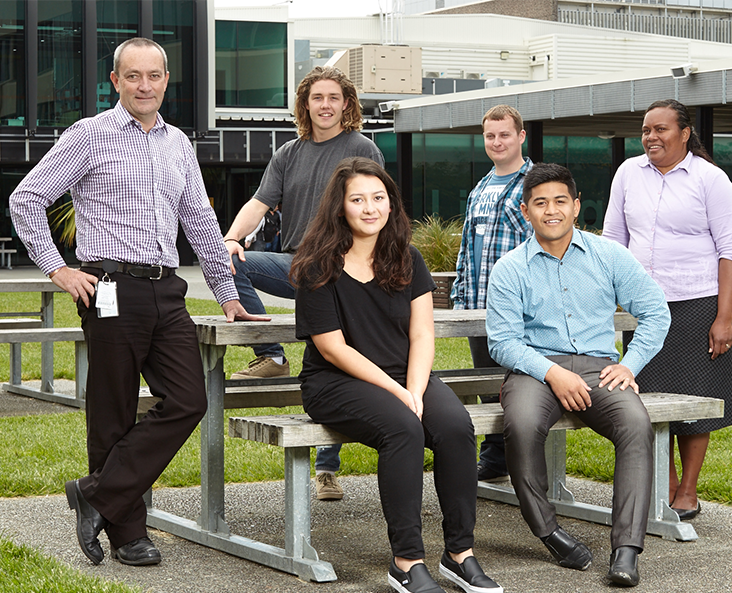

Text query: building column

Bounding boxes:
[397,132,413,218]
[525,120,543,163]
[25,0,38,134]
[82,0,98,118]
[195,0,209,136]
[140,0,153,40]
[611,137,625,178]
[695,105,714,159]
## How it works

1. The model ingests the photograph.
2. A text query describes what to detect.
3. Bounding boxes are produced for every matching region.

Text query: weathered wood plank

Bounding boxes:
[0,318,43,330]
[0,279,65,293]
[229,393,724,448]
[135,371,508,414]
[0,327,84,343]
[193,311,638,346]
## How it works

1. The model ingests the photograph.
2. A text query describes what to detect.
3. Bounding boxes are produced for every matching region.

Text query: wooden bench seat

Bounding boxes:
[136,368,506,415]
[0,327,87,407]
[227,392,724,582]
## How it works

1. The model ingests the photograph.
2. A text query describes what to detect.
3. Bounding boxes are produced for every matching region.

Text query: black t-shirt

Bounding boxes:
[296,246,436,386]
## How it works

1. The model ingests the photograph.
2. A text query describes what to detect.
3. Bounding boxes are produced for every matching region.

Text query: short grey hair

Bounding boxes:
[113,37,168,75]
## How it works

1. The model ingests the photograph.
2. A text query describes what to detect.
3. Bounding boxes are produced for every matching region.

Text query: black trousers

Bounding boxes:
[302,373,477,559]
[77,270,207,548]
[501,355,653,551]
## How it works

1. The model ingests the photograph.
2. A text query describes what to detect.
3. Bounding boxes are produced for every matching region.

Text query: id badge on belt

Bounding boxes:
[96,273,119,318]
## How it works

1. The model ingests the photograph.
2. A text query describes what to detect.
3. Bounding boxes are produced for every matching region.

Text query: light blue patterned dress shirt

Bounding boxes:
[487,229,671,383]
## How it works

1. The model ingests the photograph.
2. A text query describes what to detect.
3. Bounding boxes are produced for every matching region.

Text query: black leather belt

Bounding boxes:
[81,260,175,280]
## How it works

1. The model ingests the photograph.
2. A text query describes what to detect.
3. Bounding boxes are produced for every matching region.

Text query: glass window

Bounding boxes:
[0,0,25,126]
[154,0,195,129]
[38,0,83,127]
[96,0,139,114]
[216,20,287,108]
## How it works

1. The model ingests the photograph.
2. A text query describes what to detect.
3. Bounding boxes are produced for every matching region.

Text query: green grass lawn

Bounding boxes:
[0,537,141,593]
[1,290,731,592]
[0,290,730,504]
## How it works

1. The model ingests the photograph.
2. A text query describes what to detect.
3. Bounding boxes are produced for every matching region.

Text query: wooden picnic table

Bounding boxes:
[0,238,16,269]
[144,310,710,581]
[0,279,85,406]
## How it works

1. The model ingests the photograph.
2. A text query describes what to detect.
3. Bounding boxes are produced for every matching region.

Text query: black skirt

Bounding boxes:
[628,295,732,435]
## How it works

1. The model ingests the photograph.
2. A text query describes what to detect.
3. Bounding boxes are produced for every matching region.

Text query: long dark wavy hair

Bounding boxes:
[290,157,413,293]
[645,99,716,166]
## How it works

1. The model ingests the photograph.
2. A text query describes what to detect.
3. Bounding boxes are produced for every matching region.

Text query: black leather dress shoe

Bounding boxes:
[608,546,640,587]
[111,536,161,566]
[65,479,108,565]
[541,527,593,571]
[672,501,701,520]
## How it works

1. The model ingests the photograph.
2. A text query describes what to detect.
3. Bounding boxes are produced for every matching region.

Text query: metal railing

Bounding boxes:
[558,9,732,43]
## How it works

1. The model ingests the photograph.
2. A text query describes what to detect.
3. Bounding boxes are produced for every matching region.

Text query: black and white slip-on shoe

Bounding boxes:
[439,551,503,593]
[388,559,446,593]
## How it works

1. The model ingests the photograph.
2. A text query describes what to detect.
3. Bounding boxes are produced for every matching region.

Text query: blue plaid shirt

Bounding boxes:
[451,157,533,309]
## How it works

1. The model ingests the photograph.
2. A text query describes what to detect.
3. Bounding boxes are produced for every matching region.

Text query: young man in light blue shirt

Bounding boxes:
[486,163,670,587]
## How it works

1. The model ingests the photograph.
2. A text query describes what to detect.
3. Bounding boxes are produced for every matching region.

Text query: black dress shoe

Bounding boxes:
[65,479,108,565]
[672,501,701,520]
[477,463,509,483]
[541,527,593,571]
[608,546,640,587]
[111,536,161,566]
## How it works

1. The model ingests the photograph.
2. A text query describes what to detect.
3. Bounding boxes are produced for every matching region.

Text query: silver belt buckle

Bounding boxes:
[150,265,163,280]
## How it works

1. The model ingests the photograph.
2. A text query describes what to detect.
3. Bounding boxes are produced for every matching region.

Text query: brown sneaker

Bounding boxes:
[231,356,290,379]
[315,473,344,501]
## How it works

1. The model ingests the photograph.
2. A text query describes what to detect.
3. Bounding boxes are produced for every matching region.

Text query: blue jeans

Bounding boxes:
[232,252,294,358]
[231,252,341,472]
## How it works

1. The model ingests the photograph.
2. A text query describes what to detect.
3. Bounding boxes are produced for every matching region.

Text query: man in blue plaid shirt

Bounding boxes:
[451,105,533,482]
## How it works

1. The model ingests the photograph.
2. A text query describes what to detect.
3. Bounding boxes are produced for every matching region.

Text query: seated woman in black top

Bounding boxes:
[291,157,502,593]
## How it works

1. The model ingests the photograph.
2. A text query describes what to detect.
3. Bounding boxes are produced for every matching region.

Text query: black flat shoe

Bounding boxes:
[64,479,108,565]
[111,536,161,566]
[439,551,503,593]
[672,501,701,520]
[608,546,640,587]
[388,559,446,593]
[541,527,593,571]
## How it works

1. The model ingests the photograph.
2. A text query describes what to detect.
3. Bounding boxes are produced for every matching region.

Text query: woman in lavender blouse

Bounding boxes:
[604,99,732,521]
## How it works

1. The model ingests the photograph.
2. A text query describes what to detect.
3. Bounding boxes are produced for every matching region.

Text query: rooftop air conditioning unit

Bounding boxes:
[327,45,422,94]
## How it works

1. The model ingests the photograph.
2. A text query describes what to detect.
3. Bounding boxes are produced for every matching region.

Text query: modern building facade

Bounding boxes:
[4,0,732,265]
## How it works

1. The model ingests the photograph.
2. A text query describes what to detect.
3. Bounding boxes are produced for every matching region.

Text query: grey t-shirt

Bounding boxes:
[252,131,384,252]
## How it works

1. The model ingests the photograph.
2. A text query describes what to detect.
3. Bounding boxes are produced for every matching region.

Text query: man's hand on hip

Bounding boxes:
[545,364,593,412]
[49,266,98,307]
[221,299,271,323]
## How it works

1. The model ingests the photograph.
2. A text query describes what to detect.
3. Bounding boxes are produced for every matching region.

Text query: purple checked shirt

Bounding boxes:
[10,102,238,305]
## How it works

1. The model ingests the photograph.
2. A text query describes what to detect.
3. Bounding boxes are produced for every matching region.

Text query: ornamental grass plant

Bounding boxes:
[411,215,463,272]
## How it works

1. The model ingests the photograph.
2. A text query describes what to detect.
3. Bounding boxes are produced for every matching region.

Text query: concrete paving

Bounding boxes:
[1,265,731,592]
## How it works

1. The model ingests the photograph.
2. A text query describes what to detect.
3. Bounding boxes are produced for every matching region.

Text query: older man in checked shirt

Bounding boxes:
[10,38,265,567]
